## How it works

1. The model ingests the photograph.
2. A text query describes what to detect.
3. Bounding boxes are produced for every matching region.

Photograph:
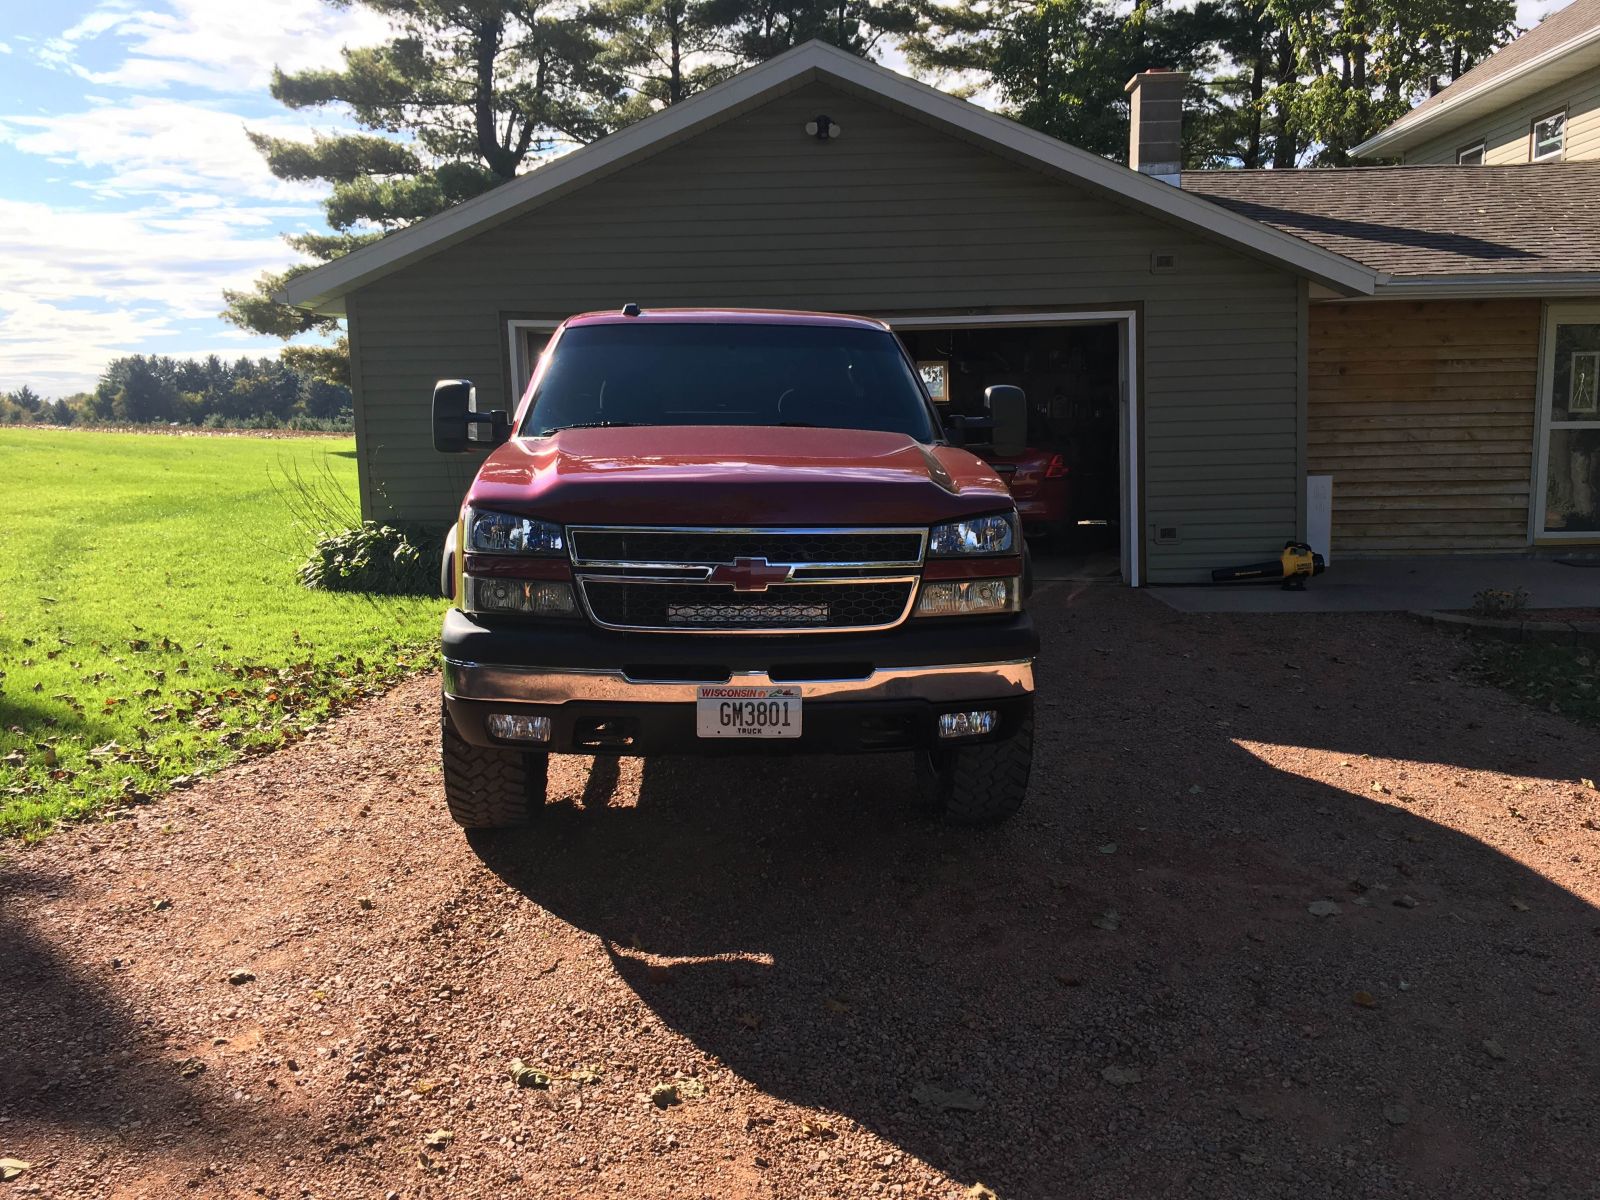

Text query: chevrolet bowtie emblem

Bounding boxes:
[706,557,793,592]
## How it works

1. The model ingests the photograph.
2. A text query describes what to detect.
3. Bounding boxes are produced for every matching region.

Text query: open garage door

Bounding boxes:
[889,313,1138,585]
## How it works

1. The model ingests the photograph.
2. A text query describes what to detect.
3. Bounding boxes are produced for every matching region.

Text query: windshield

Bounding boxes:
[522,322,939,442]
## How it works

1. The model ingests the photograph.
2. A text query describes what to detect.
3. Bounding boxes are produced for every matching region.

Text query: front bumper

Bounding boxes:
[441,610,1036,756]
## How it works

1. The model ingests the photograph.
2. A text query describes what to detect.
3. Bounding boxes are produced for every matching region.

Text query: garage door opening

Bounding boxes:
[891,314,1135,585]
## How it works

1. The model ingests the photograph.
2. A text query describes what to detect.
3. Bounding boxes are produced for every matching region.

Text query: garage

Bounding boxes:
[282,41,1380,585]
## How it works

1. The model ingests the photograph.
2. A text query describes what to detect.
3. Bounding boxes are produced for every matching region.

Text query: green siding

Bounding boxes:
[350,81,1305,584]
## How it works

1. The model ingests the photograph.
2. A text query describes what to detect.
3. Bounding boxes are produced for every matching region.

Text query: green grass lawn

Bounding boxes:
[0,428,445,839]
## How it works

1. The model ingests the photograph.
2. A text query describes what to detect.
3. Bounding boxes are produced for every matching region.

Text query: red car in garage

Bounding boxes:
[981,446,1071,541]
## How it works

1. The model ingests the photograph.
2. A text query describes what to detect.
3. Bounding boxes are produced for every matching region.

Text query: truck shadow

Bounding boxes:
[472,738,1600,1197]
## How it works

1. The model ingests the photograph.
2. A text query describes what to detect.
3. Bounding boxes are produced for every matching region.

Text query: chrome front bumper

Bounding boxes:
[442,658,1034,705]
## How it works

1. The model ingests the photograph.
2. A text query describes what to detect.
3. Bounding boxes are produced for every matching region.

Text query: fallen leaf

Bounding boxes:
[910,1082,984,1112]
[799,1117,836,1139]
[508,1059,550,1089]
[423,1129,453,1149]
[1097,842,1118,855]
[1383,1103,1410,1126]
[569,1064,603,1085]
[1239,1149,1266,1166]
[356,896,374,911]
[1235,1100,1269,1122]
[1582,778,1596,790]
[1394,895,1419,909]
[650,1082,680,1108]
[1482,1039,1507,1061]
[677,1077,706,1100]
[412,1078,441,1095]
[152,898,172,911]
[735,1011,762,1030]
[1352,991,1378,1009]
[227,969,255,986]
[1307,900,1341,918]
[966,1185,998,1200]
[0,1159,29,1183]
[1509,899,1530,913]
[1054,974,1084,988]
[823,997,851,1015]
[1092,910,1121,932]
[1100,1065,1142,1086]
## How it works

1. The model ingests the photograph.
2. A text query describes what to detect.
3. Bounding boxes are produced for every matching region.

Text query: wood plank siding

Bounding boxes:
[349,80,1308,583]
[1404,69,1600,164]
[1308,300,1540,553]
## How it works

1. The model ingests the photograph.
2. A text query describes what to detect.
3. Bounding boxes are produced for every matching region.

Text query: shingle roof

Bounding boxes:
[1383,0,1600,139]
[1181,163,1600,277]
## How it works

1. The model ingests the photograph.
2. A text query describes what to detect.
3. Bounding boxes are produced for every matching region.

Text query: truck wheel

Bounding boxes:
[915,714,1033,827]
[440,705,548,829]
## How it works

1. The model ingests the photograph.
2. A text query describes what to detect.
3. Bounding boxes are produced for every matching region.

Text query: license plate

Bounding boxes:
[695,686,802,739]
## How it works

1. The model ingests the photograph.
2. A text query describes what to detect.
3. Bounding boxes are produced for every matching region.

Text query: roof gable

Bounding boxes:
[280,41,1375,314]
[1355,0,1600,158]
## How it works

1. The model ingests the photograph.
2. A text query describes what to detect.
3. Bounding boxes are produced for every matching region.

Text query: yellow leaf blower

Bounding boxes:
[1211,541,1326,590]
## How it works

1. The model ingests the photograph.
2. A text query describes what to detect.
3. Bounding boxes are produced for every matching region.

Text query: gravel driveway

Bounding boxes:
[4,584,1599,1199]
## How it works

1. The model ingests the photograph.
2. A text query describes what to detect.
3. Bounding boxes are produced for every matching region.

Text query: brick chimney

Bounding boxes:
[1126,69,1188,184]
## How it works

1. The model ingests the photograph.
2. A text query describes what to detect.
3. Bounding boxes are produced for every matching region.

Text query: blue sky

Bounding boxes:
[0,0,1569,397]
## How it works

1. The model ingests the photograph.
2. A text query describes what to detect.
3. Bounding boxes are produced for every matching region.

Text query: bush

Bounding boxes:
[298,522,436,595]
[1471,587,1531,618]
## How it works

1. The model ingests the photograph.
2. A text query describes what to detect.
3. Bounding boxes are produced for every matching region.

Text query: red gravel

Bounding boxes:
[3,585,1599,1199]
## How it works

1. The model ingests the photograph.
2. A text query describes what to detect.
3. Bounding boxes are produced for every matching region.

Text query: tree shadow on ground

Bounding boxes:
[472,591,1600,1199]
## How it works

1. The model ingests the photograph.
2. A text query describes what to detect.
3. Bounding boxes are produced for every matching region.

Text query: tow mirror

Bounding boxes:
[985,385,1027,458]
[432,378,510,453]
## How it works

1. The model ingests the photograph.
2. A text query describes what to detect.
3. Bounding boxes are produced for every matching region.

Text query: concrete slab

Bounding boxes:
[1148,555,1600,614]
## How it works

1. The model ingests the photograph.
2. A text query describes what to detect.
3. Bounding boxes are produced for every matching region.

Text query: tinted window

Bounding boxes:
[523,323,938,442]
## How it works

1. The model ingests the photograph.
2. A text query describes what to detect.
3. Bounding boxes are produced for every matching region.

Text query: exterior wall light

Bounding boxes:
[805,115,841,140]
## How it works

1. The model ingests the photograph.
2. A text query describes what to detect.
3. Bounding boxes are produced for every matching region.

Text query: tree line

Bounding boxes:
[225,0,1522,355]
[1,356,354,430]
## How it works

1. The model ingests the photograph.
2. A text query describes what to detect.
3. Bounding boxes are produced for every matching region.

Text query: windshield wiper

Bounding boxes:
[538,420,641,435]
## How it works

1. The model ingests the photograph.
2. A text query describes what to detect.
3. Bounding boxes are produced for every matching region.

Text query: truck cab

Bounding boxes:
[432,308,1037,829]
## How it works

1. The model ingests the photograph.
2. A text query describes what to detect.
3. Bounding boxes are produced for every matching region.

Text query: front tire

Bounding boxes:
[915,712,1033,826]
[441,704,548,829]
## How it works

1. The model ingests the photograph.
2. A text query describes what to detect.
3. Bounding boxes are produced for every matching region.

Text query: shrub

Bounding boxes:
[1471,587,1531,618]
[298,522,436,595]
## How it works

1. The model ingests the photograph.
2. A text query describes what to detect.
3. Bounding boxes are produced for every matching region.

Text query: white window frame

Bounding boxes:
[1531,108,1566,161]
[1529,303,1600,543]
[1455,140,1486,165]
[507,318,563,403]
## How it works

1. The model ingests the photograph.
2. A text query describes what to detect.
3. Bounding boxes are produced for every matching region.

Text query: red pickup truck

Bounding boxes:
[432,308,1037,830]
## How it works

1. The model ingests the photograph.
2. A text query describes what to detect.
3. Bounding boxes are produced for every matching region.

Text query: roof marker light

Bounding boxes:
[621,302,642,317]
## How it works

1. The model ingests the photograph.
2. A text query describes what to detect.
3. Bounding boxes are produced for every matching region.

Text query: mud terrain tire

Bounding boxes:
[915,713,1033,827]
[441,705,547,828]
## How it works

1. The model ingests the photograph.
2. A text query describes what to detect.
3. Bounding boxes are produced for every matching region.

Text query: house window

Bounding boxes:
[1532,109,1566,161]
[1456,141,1485,165]
[1534,306,1600,538]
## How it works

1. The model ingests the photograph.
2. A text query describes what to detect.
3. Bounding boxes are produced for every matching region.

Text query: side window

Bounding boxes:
[1456,141,1485,165]
[1532,109,1566,161]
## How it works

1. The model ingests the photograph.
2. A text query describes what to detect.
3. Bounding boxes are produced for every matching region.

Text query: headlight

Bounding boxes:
[915,577,1019,617]
[928,513,1015,556]
[466,507,566,555]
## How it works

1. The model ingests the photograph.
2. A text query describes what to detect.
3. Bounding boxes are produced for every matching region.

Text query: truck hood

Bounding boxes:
[465,425,1013,527]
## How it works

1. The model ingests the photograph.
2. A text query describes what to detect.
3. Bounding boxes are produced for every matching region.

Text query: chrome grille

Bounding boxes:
[568,525,926,635]
[570,528,925,567]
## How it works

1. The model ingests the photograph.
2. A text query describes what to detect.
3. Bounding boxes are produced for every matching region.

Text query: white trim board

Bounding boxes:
[1530,302,1600,544]
[278,41,1377,314]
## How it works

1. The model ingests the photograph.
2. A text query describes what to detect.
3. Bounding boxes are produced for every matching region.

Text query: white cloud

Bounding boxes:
[0,96,332,201]
[0,197,308,393]
[51,0,396,93]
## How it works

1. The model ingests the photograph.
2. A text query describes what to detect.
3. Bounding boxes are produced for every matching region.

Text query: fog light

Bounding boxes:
[485,713,551,743]
[938,710,998,739]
